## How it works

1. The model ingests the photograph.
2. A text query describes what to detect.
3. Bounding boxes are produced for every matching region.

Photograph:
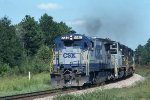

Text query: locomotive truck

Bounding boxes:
[50,33,135,87]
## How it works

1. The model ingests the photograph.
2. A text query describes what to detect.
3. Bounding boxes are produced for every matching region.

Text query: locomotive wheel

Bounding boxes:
[77,86,83,90]
[96,83,101,87]
[130,68,134,76]
[100,82,105,86]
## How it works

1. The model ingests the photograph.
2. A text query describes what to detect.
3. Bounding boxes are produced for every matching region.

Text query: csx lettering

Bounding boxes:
[63,53,76,58]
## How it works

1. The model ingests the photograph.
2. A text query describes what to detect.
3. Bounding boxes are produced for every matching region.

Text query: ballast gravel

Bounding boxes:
[35,74,145,100]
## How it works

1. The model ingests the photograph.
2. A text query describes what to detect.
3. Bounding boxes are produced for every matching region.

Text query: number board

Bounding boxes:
[61,35,82,40]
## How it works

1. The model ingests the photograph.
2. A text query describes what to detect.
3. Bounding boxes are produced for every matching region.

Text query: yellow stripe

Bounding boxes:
[125,57,129,72]
[50,49,54,73]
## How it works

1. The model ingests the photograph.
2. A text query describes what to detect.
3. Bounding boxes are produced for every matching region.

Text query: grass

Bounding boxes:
[0,66,150,99]
[54,66,150,100]
[0,72,51,96]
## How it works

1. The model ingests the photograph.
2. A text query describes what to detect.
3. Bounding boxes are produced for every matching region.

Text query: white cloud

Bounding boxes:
[66,20,86,26]
[37,3,63,11]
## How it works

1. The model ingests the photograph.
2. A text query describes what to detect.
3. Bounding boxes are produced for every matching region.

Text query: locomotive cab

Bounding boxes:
[50,34,93,87]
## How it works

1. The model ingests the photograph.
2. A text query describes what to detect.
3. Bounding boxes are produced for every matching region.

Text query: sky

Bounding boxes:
[0,0,150,50]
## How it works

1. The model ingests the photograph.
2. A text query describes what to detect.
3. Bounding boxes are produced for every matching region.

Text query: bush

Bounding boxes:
[28,45,52,74]
[0,63,11,76]
[0,45,52,75]
[32,58,49,73]
[36,45,52,64]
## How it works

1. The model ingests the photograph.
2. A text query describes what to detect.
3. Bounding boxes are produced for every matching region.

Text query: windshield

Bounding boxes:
[63,40,81,47]
[110,49,117,54]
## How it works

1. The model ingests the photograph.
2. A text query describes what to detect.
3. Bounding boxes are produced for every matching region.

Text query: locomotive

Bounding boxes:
[50,33,135,87]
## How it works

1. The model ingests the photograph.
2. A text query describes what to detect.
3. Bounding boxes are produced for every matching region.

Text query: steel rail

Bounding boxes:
[0,88,64,100]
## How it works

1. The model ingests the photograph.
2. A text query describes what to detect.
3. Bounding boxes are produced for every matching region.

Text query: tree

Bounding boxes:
[144,39,150,65]
[0,14,72,75]
[18,15,42,56]
[39,13,55,47]
[56,21,72,36]
[0,17,23,67]
[135,39,150,65]
[135,45,143,64]
[39,13,71,47]
[36,45,52,64]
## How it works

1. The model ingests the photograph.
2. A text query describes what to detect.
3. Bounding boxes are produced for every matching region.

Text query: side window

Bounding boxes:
[84,42,88,49]
[91,41,94,48]
[95,45,102,59]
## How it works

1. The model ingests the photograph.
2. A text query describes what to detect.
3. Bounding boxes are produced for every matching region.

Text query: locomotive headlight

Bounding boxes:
[73,68,78,73]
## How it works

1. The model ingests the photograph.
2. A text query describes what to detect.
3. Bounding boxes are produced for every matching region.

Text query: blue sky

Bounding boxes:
[0,0,150,49]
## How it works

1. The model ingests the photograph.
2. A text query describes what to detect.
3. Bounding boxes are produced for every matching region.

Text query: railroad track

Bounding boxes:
[0,88,77,100]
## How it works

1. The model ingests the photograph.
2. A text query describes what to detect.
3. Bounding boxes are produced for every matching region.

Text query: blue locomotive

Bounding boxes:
[50,33,135,87]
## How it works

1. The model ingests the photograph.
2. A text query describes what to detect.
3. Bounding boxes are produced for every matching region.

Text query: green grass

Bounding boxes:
[54,66,150,100]
[1,66,150,99]
[0,72,51,96]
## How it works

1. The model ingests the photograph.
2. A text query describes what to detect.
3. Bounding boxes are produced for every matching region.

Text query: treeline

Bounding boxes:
[135,39,150,66]
[0,13,71,76]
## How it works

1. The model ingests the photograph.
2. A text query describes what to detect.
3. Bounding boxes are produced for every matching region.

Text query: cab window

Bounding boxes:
[63,40,81,47]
